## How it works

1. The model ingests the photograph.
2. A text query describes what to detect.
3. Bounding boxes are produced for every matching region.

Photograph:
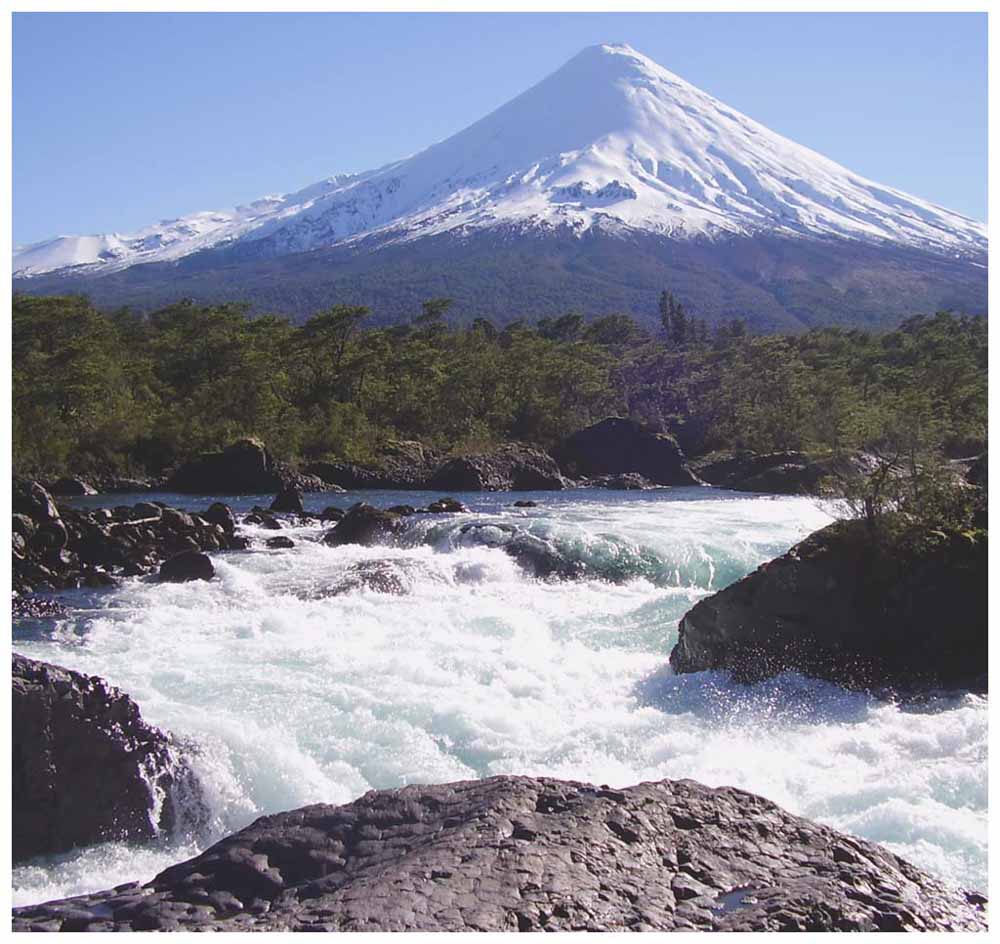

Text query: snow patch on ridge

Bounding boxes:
[14,43,986,278]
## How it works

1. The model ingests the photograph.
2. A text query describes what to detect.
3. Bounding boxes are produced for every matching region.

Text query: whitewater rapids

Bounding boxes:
[12,488,987,905]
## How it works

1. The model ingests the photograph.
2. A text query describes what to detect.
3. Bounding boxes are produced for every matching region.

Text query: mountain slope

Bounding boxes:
[13,43,986,326]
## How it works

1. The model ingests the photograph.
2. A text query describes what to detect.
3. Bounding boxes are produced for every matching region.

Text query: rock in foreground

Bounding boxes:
[670,519,988,692]
[12,654,179,862]
[11,775,985,932]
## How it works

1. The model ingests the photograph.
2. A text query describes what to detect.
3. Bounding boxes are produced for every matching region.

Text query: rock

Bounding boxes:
[319,505,345,522]
[323,503,404,547]
[12,654,179,861]
[513,500,538,507]
[426,496,468,513]
[101,477,154,493]
[203,502,237,534]
[11,774,986,931]
[694,451,876,496]
[166,438,324,495]
[265,536,295,549]
[387,504,416,516]
[48,475,98,496]
[429,444,569,491]
[159,551,215,583]
[244,512,283,530]
[329,560,412,595]
[132,501,163,520]
[270,485,305,514]
[31,518,68,551]
[307,441,439,490]
[592,472,654,490]
[12,513,36,540]
[502,533,583,580]
[13,479,60,522]
[670,519,988,692]
[557,418,700,486]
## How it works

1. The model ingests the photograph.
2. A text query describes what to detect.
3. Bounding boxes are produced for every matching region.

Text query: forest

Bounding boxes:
[12,293,987,488]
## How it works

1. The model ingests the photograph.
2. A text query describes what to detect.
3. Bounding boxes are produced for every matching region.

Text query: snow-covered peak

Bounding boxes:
[14,43,986,278]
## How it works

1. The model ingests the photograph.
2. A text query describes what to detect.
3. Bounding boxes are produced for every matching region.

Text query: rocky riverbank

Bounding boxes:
[11,768,986,931]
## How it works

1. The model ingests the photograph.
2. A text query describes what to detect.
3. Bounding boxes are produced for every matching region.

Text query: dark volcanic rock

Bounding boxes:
[12,653,179,862]
[694,451,876,496]
[48,475,98,496]
[159,551,215,583]
[323,502,405,547]
[429,444,569,491]
[11,775,986,931]
[270,485,305,515]
[166,438,325,495]
[557,418,700,486]
[670,520,988,692]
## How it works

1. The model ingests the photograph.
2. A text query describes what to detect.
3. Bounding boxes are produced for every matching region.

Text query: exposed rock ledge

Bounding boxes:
[12,775,985,932]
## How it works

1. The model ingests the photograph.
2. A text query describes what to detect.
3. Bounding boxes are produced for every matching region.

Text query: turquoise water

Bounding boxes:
[12,488,987,904]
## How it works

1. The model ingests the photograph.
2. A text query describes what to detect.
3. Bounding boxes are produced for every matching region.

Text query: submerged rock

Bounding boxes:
[670,519,988,692]
[12,654,179,862]
[323,502,404,547]
[328,559,412,596]
[557,418,700,486]
[265,536,295,549]
[11,774,986,931]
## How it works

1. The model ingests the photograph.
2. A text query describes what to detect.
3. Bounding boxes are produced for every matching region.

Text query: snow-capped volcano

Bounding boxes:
[14,43,985,279]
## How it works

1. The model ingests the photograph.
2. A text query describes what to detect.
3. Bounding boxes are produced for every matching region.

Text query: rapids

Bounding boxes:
[11,488,988,905]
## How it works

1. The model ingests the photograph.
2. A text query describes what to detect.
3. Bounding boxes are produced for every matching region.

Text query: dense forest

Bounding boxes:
[12,293,987,489]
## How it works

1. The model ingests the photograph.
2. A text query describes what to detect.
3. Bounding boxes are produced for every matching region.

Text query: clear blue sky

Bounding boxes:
[13,11,987,246]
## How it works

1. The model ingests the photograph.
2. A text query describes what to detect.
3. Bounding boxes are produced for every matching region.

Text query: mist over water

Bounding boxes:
[12,488,988,905]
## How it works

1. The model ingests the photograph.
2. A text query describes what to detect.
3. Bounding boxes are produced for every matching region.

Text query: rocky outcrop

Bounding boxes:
[429,445,570,492]
[12,480,246,595]
[694,451,875,495]
[11,774,986,931]
[307,441,439,490]
[557,418,700,486]
[588,472,655,490]
[12,654,180,862]
[47,476,98,496]
[670,520,988,692]
[323,502,405,547]
[166,438,325,495]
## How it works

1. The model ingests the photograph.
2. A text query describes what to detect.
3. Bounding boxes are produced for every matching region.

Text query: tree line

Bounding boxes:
[12,293,987,487]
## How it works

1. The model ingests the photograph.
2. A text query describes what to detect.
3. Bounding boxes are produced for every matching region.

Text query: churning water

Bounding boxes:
[12,488,988,905]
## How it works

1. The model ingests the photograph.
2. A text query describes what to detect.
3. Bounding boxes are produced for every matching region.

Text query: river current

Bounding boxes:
[11,487,988,905]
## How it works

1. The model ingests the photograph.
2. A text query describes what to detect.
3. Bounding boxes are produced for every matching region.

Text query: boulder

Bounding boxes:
[513,500,538,507]
[11,775,986,931]
[694,451,876,496]
[166,439,325,495]
[12,654,179,861]
[592,472,654,490]
[203,502,237,535]
[387,504,416,516]
[328,559,412,595]
[323,503,405,547]
[318,505,345,522]
[270,485,305,515]
[556,418,700,486]
[13,479,59,522]
[429,445,569,491]
[426,496,468,513]
[265,536,295,549]
[307,441,439,490]
[670,519,987,692]
[159,551,215,583]
[48,476,98,496]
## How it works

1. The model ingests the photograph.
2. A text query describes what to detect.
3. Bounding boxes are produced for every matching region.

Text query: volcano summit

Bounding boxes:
[14,43,987,329]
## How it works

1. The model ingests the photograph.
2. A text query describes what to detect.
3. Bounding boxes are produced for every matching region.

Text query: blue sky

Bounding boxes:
[13,11,987,246]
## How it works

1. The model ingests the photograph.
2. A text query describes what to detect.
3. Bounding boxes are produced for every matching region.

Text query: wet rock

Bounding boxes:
[429,445,569,492]
[513,500,538,508]
[319,506,345,522]
[12,653,179,861]
[329,559,412,595]
[557,418,700,486]
[266,536,295,549]
[426,496,468,513]
[388,504,416,516]
[670,519,988,692]
[502,533,583,580]
[243,511,283,530]
[270,485,305,515]
[203,502,237,534]
[12,775,986,931]
[159,551,215,583]
[323,503,404,547]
